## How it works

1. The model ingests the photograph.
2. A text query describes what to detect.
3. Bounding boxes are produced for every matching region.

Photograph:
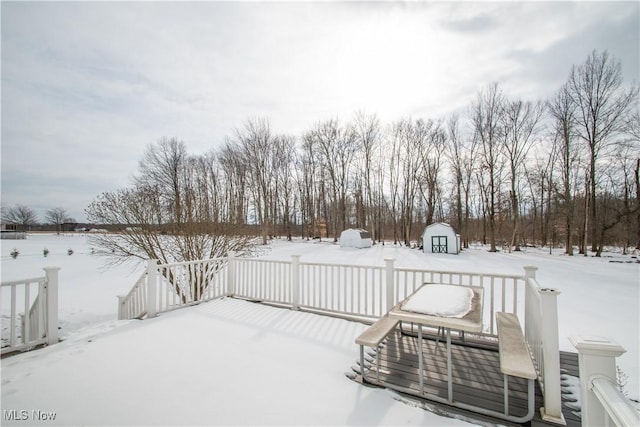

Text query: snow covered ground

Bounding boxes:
[1,233,638,425]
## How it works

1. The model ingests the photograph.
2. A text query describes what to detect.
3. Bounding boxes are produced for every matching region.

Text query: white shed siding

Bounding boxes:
[422,223,459,254]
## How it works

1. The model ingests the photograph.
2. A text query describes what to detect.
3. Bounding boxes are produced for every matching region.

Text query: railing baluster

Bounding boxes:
[512,279,517,313]
[23,284,30,343]
[10,284,17,347]
[501,278,506,313]
[490,277,495,335]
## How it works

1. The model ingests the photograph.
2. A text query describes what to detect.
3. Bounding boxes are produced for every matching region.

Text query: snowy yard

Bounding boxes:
[1,233,638,425]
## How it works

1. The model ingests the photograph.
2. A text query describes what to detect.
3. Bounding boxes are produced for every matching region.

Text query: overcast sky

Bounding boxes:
[1,1,638,223]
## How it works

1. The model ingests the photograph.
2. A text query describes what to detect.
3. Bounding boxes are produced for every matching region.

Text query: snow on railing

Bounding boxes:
[1,267,60,355]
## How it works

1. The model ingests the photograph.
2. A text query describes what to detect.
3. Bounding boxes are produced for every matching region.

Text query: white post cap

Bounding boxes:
[569,336,626,357]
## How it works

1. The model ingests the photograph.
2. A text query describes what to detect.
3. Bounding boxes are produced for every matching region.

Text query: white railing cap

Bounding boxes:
[569,336,627,357]
[589,375,640,427]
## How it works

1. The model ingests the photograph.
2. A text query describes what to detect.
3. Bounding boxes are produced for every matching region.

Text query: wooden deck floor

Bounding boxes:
[352,330,581,426]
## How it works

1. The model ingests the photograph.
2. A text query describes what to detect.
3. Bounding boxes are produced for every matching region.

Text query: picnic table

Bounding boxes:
[388,283,484,402]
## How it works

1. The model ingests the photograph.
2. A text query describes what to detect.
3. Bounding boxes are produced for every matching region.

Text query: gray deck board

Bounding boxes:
[354,330,582,426]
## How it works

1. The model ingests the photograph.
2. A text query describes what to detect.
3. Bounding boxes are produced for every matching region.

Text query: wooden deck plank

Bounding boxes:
[377,343,532,396]
[368,332,533,417]
[356,331,583,426]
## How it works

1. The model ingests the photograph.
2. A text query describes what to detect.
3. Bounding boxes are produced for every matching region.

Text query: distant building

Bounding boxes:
[422,223,460,254]
[340,228,373,249]
[0,222,26,239]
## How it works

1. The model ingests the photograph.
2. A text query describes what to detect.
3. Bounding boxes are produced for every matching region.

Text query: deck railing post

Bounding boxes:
[146,259,158,318]
[291,255,300,310]
[226,252,236,297]
[538,286,564,424]
[569,336,627,427]
[384,258,395,313]
[524,265,537,280]
[43,267,60,345]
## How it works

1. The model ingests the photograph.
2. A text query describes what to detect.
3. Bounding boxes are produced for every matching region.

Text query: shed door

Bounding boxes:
[431,236,448,253]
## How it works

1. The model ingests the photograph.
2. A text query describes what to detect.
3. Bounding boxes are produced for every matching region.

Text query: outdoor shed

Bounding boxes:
[422,223,460,254]
[340,228,372,249]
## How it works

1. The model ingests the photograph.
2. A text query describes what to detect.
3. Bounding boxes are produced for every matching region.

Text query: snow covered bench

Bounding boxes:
[496,312,537,422]
[355,314,399,382]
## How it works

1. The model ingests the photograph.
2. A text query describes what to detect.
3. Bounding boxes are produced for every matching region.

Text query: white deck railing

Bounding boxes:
[118,255,564,422]
[118,258,228,320]
[117,271,148,320]
[590,376,640,426]
[524,267,564,424]
[119,256,547,339]
[1,267,60,355]
[571,336,640,427]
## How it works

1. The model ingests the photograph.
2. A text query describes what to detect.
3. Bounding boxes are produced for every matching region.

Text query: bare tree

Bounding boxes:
[501,98,544,251]
[308,118,358,241]
[272,134,297,240]
[135,137,188,227]
[218,140,248,225]
[296,133,319,239]
[354,111,381,242]
[567,49,639,253]
[45,207,71,234]
[388,122,403,244]
[472,83,506,252]
[388,118,423,245]
[548,83,582,255]
[420,120,447,227]
[234,118,274,244]
[446,115,464,233]
[87,140,254,301]
[624,110,640,249]
[1,204,38,231]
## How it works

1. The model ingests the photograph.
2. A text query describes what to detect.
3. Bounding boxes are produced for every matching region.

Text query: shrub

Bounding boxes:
[10,249,19,259]
[43,248,50,257]
[67,249,74,256]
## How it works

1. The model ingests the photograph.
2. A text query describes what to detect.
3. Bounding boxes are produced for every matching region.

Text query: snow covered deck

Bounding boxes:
[2,236,638,426]
[1,298,481,426]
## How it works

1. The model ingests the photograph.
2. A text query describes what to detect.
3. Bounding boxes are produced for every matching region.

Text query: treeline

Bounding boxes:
[1,206,77,234]
[87,50,640,256]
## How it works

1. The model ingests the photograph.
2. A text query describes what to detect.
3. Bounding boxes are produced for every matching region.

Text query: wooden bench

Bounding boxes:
[355,315,399,382]
[496,312,537,422]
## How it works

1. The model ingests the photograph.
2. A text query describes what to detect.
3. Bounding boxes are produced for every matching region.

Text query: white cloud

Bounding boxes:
[1,1,638,222]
